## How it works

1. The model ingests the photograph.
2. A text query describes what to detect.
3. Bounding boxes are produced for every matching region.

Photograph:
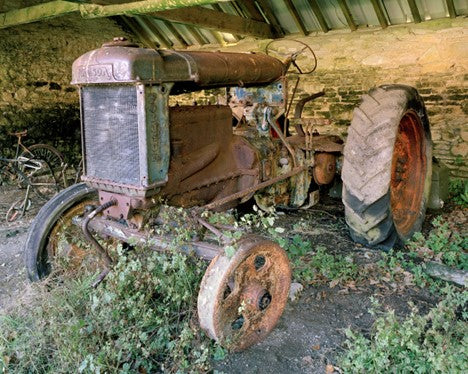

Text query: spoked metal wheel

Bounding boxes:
[198,235,291,351]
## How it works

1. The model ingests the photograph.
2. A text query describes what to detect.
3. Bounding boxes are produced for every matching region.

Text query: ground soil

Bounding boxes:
[0,186,458,373]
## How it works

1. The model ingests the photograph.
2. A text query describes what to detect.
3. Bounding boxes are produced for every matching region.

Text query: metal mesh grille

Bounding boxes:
[82,86,140,186]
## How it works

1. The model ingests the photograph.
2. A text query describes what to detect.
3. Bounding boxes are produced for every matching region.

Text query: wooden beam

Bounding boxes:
[0,0,79,29]
[236,0,264,22]
[445,0,457,18]
[150,6,275,38]
[138,16,173,48]
[407,0,421,23]
[256,0,285,37]
[186,25,208,45]
[162,20,189,47]
[80,0,231,18]
[337,0,357,31]
[119,15,160,49]
[307,0,330,33]
[0,0,230,29]
[210,2,241,40]
[283,0,308,36]
[370,0,388,28]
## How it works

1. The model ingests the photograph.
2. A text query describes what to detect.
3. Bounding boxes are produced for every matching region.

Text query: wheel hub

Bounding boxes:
[390,110,427,237]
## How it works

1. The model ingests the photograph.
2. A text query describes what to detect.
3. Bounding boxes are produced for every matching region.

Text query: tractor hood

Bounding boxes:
[72,37,285,91]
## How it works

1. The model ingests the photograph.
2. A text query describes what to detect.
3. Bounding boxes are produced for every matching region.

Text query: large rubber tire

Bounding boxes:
[24,183,97,281]
[342,85,432,250]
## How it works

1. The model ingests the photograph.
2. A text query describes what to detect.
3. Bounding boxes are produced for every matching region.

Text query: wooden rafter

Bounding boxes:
[407,0,422,23]
[119,15,160,49]
[150,5,276,38]
[186,25,208,45]
[283,0,308,36]
[445,0,456,18]
[370,0,388,28]
[307,0,330,33]
[210,2,241,41]
[236,0,264,22]
[256,0,285,37]
[337,0,357,31]
[162,20,189,47]
[138,16,173,48]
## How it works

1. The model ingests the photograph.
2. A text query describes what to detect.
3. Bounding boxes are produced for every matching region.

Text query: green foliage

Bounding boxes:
[448,178,468,207]
[0,247,214,373]
[339,287,468,373]
[407,216,468,271]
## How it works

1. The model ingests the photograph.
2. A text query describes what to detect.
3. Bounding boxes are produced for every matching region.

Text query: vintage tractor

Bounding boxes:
[24,37,432,351]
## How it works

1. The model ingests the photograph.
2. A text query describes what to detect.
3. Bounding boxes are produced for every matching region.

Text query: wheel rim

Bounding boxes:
[38,197,99,277]
[390,110,427,237]
[198,236,291,351]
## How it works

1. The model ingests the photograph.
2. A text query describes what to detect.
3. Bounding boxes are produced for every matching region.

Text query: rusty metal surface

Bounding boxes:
[72,214,221,261]
[72,40,284,89]
[288,134,343,153]
[390,110,427,236]
[313,153,336,185]
[159,105,260,210]
[197,235,291,352]
[46,196,102,275]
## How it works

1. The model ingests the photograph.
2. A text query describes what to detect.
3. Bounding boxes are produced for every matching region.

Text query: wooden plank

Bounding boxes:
[211,2,241,40]
[407,0,422,23]
[283,0,308,36]
[236,0,264,22]
[370,0,388,28]
[163,20,189,47]
[445,0,457,18]
[139,16,173,48]
[120,16,160,49]
[307,0,330,33]
[186,25,208,45]
[81,0,231,18]
[256,0,285,37]
[337,0,357,31]
[150,6,275,38]
[0,0,79,29]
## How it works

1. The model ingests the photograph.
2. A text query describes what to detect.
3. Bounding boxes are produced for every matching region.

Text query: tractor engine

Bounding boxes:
[71,38,293,220]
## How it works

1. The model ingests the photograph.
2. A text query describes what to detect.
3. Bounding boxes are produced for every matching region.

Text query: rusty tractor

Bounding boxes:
[24,37,432,351]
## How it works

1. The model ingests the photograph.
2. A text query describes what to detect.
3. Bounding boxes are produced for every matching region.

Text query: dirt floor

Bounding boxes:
[0,186,454,373]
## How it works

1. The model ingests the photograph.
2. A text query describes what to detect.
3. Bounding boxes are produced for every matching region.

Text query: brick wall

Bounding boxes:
[187,18,468,178]
[0,15,130,162]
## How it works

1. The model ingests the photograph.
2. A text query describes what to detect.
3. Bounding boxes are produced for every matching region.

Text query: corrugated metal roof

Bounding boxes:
[122,0,467,49]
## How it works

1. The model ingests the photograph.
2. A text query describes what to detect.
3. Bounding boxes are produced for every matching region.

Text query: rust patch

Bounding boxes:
[390,110,427,236]
[198,235,291,352]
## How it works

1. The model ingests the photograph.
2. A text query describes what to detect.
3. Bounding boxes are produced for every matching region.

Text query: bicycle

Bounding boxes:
[0,130,65,222]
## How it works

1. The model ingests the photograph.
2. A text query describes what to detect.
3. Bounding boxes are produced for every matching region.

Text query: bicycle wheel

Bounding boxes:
[6,197,32,222]
[19,145,63,199]
[21,144,65,190]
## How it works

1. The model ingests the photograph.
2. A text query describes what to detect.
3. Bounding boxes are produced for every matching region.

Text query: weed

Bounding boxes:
[339,287,468,373]
[407,216,467,271]
[448,178,468,207]
[0,246,214,373]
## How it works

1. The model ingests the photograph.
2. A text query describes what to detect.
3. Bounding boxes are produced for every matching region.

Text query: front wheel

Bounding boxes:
[341,85,432,250]
[24,183,98,281]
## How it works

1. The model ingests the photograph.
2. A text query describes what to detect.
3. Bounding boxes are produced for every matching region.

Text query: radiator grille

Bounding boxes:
[82,86,140,186]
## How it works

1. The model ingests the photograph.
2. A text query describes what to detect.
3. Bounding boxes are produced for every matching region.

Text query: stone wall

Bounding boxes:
[185,18,468,178]
[0,15,130,162]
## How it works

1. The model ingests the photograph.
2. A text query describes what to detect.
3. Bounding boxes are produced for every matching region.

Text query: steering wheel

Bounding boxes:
[265,39,317,75]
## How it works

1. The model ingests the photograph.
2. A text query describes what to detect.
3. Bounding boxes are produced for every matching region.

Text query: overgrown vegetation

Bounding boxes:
[449,178,468,207]
[340,211,467,373]
[340,287,468,373]
[0,246,215,373]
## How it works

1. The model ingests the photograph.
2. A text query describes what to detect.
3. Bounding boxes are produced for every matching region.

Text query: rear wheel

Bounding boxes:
[24,183,98,281]
[341,85,432,250]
